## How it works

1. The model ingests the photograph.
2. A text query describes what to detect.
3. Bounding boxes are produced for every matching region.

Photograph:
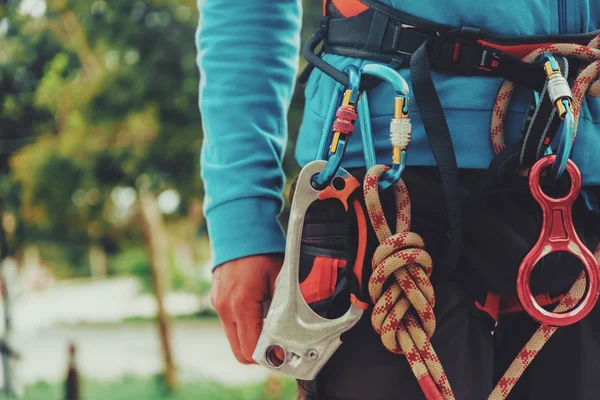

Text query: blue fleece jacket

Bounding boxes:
[197,0,600,269]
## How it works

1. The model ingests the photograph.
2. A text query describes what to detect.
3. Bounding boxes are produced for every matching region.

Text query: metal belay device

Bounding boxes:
[515,53,600,326]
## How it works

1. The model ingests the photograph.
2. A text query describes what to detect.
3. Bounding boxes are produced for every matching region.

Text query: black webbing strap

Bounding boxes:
[410,40,462,275]
[305,0,600,91]
[299,18,350,87]
[463,140,523,225]
[298,16,390,90]
[430,31,548,92]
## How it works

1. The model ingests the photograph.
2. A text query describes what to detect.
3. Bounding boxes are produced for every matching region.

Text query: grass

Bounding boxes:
[24,375,297,400]
[54,309,219,329]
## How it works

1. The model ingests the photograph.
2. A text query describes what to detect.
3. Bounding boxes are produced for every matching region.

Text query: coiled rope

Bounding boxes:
[365,34,600,398]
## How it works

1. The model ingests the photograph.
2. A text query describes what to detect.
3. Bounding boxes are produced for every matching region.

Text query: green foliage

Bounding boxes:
[37,241,90,279]
[110,246,152,287]
[23,376,297,400]
[1,0,204,274]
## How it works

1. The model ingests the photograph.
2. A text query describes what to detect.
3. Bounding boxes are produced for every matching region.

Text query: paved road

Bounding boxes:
[14,320,268,386]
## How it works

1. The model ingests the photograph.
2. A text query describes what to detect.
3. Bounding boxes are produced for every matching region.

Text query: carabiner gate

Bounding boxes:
[312,65,362,189]
[314,64,412,191]
[358,64,411,190]
[538,53,576,179]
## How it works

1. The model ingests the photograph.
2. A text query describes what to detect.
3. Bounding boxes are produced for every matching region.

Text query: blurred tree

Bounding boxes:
[1,0,324,392]
[3,0,202,268]
[4,0,203,391]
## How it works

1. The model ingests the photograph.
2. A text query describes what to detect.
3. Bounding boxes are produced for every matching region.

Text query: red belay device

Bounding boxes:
[254,1,600,399]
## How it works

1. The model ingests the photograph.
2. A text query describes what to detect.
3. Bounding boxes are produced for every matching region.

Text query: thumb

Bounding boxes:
[263,256,283,318]
[268,267,279,297]
[267,255,284,297]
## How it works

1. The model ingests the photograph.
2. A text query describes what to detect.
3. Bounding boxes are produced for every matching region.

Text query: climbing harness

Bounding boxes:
[257,1,600,398]
[302,0,600,276]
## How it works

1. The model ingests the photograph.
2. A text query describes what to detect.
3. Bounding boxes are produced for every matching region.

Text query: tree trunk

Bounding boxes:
[88,245,108,278]
[0,205,21,397]
[186,198,204,266]
[138,188,178,391]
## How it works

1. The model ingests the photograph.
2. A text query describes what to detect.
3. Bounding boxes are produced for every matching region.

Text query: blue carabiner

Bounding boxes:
[312,65,362,189]
[551,99,575,178]
[358,64,411,190]
[535,53,575,179]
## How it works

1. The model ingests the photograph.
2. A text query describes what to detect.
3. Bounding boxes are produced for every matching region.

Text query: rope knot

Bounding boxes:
[369,230,436,353]
[363,165,436,353]
[363,165,454,399]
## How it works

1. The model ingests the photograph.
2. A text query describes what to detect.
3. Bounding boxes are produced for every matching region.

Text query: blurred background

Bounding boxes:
[0,0,321,398]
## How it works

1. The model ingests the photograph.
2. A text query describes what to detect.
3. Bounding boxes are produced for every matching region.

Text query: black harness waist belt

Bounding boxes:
[300,2,600,91]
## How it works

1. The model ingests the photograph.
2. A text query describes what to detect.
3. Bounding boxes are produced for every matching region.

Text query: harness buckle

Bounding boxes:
[430,28,520,78]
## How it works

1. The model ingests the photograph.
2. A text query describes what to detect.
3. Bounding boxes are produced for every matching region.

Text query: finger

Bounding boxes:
[236,301,265,363]
[222,318,251,365]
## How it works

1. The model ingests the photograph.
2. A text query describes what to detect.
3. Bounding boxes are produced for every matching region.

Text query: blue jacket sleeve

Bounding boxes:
[196,0,302,268]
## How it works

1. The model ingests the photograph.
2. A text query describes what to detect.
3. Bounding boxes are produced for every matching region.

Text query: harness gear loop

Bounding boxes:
[358,63,411,190]
[313,65,362,189]
[364,166,454,400]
